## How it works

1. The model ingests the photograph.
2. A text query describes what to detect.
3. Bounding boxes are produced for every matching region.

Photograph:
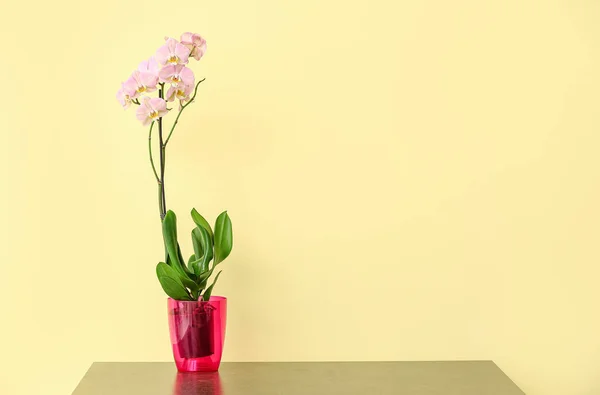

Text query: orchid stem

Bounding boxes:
[148,122,163,218]
[148,122,160,183]
[158,84,167,220]
[164,78,206,146]
[158,182,163,218]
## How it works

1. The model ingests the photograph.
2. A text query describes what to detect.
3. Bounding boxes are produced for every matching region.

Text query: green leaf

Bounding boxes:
[191,228,204,260]
[191,208,214,241]
[214,211,233,264]
[167,252,196,282]
[192,226,213,275]
[187,254,196,272]
[188,256,204,280]
[197,266,214,287]
[160,259,198,296]
[179,272,199,294]
[160,277,193,301]
[156,262,192,301]
[177,243,193,277]
[202,271,222,301]
[162,210,188,278]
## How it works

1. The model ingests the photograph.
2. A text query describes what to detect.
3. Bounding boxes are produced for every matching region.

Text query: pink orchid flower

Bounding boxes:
[165,83,193,103]
[116,82,136,109]
[156,38,189,66]
[136,97,168,126]
[124,70,158,98]
[138,57,160,77]
[180,32,207,61]
[158,64,194,87]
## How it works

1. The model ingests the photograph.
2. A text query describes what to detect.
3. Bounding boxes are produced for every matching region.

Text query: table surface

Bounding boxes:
[72,361,525,395]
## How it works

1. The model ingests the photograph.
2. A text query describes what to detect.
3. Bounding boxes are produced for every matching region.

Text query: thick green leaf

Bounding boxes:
[197,266,214,286]
[177,243,193,277]
[191,208,214,241]
[165,254,197,291]
[167,253,196,283]
[187,252,210,291]
[158,261,198,296]
[178,271,199,294]
[195,265,208,291]
[160,277,193,301]
[187,254,197,272]
[156,261,179,280]
[214,211,233,264]
[202,271,222,301]
[162,211,188,278]
[191,228,204,260]
[198,278,208,291]
[188,256,204,277]
[192,226,213,275]
[156,262,192,301]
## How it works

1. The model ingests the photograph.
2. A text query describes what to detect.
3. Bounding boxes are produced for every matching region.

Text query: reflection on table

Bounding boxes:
[173,371,223,395]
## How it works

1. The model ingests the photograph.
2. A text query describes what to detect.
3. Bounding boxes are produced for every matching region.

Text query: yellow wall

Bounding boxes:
[1,1,599,394]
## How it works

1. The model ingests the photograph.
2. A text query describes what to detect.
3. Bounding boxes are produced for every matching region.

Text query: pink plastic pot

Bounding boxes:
[168,296,227,372]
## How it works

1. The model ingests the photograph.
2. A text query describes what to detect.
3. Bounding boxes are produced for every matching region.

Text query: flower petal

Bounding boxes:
[165,37,178,52]
[158,65,175,83]
[116,88,129,108]
[122,79,137,95]
[180,32,194,44]
[139,72,158,89]
[165,86,177,102]
[150,97,167,112]
[138,57,160,77]
[136,104,150,125]
[139,96,152,108]
[155,45,170,65]
[179,67,195,87]
[194,38,207,60]
[138,59,149,72]
[148,57,160,74]
[174,42,189,64]
[123,77,139,98]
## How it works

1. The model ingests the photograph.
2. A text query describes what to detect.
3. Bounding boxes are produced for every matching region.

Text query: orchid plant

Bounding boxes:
[117,33,233,302]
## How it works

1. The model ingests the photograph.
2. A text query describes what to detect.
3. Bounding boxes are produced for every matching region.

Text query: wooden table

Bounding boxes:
[72,361,524,394]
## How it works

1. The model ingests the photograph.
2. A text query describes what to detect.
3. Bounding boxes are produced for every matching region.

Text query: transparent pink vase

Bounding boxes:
[168,296,227,372]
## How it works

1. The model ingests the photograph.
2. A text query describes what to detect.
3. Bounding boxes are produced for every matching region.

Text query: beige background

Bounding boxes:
[1,1,599,394]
